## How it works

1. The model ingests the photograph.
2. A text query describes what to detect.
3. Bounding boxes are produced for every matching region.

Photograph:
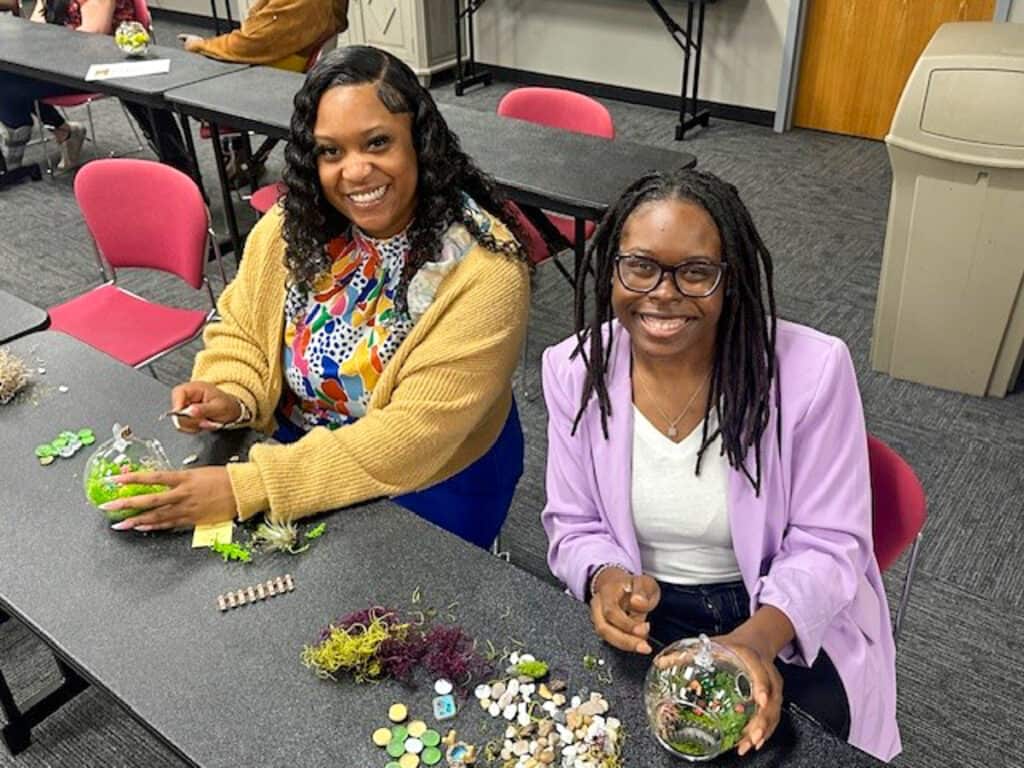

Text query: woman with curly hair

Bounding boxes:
[541,169,900,760]
[101,45,530,548]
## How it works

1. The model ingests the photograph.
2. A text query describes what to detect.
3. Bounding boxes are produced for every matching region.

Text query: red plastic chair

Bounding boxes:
[497,87,614,277]
[34,0,152,173]
[867,434,928,647]
[48,159,226,371]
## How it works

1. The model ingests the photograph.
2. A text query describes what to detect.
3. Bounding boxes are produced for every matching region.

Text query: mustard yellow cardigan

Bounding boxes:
[192,0,349,72]
[194,208,529,523]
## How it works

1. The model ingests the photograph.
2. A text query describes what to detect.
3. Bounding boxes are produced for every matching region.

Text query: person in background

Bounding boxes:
[541,169,900,761]
[179,0,348,72]
[0,0,133,169]
[99,46,531,551]
[0,0,194,175]
[178,0,349,184]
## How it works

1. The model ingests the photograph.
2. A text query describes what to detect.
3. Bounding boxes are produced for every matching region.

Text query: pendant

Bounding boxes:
[667,425,678,438]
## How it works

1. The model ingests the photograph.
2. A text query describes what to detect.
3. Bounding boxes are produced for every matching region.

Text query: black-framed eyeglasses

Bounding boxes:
[614,254,727,298]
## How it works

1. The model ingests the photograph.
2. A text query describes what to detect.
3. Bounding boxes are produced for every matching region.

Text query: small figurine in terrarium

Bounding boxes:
[115,21,151,57]
[84,424,171,522]
[645,634,756,761]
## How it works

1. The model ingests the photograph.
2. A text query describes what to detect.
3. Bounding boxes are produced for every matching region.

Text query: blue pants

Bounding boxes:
[0,71,75,129]
[395,400,523,549]
[274,400,524,550]
[649,579,852,740]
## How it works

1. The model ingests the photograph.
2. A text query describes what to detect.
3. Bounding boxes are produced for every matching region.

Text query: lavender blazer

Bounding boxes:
[541,320,901,762]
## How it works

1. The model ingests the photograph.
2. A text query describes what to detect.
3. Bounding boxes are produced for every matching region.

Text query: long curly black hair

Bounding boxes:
[282,45,526,301]
[572,169,780,494]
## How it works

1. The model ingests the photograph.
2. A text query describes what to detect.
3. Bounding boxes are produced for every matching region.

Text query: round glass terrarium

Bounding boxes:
[115,21,151,57]
[84,424,171,522]
[645,634,756,761]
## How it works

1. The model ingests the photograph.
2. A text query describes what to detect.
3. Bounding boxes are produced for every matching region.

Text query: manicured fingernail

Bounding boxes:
[737,743,748,756]
[110,521,131,530]
[135,525,153,532]
[100,501,119,510]
[638,642,651,654]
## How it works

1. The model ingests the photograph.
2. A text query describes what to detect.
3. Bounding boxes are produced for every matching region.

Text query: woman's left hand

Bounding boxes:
[715,633,784,757]
[102,467,237,531]
[178,33,204,52]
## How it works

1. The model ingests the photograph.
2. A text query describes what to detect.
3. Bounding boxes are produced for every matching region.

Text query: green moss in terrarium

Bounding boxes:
[85,458,168,520]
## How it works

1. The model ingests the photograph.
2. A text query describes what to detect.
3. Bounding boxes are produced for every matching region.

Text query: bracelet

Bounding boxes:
[588,562,631,601]
[222,397,252,429]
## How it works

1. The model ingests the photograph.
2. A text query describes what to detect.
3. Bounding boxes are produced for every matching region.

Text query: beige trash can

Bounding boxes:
[871,21,1024,397]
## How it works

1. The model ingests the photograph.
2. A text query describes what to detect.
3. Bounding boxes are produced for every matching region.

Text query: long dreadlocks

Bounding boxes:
[570,168,780,494]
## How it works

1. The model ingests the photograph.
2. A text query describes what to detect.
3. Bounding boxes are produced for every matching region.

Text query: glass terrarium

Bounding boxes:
[645,634,756,761]
[115,21,151,57]
[84,424,171,522]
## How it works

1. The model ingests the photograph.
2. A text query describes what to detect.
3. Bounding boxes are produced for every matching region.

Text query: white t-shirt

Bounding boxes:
[630,407,742,585]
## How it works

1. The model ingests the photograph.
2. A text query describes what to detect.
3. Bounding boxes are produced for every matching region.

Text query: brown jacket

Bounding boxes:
[192,0,348,71]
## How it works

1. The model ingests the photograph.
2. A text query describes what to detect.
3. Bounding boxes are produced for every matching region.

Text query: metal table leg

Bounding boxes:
[209,124,244,262]
[454,0,492,96]
[0,611,89,756]
[644,0,712,140]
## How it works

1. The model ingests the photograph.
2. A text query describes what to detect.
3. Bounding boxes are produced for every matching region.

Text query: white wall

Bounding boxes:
[473,0,791,112]
[1011,0,1024,22]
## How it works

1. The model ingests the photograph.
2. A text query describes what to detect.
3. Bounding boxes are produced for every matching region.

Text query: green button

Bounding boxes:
[386,739,405,758]
[77,429,94,439]
[420,730,440,748]
[51,437,68,449]
[80,434,96,445]
[35,445,54,458]
[391,725,408,743]
[421,746,442,766]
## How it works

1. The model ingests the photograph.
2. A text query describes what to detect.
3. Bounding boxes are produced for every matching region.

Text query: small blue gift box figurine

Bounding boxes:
[432,694,457,721]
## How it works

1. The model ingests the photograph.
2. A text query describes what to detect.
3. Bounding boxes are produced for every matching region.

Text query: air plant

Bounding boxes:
[250,521,309,555]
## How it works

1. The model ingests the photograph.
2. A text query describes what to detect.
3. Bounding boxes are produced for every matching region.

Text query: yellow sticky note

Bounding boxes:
[192,521,235,548]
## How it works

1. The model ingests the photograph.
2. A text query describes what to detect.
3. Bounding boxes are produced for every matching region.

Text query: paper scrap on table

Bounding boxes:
[85,59,170,81]
[192,521,234,548]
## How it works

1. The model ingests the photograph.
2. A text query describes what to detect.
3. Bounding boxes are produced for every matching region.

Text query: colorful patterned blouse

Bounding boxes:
[277,195,493,435]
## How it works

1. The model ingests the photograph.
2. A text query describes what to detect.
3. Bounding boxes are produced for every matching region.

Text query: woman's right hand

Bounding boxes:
[169,381,241,432]
[589,567,661,654]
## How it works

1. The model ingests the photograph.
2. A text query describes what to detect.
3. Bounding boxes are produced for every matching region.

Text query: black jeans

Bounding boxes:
[122,102,196,178]
[648,579,851,740]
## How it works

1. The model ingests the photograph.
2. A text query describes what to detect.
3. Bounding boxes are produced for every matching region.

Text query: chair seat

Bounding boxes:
[42,92,104,108]
[49,284,208,367]
[249,181,286,214]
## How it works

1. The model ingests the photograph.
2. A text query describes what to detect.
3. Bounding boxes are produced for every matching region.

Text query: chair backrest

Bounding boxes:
[304,33,338,72]
[868,434,928,572]
[131,0,153,32]
[497,87,615,139]
[74,159,209,289]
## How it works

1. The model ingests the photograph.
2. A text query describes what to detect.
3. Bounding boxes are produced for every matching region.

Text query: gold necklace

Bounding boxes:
[634,369,709,439]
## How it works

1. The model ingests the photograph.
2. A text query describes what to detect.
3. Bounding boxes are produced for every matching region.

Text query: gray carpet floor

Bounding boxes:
[1,13,1022,768]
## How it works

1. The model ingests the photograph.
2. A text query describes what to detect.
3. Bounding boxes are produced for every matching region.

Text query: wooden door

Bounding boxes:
[794,0,995,140]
